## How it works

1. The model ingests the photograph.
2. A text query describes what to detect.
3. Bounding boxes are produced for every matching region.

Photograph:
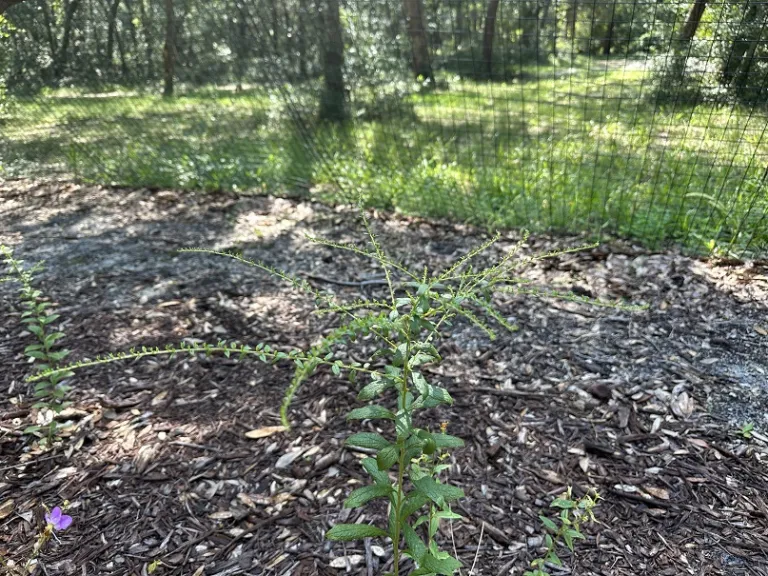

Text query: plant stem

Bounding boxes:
[392,323,413,576]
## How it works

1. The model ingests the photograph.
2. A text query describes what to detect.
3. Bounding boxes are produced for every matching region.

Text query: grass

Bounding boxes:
[1,59,767,255]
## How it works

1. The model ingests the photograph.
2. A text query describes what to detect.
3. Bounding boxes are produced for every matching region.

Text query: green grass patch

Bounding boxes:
[1,60,766,255]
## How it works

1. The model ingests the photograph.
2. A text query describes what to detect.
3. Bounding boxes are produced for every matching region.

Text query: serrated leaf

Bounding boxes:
[346,432,390,451]
[377,445,399,471]
[358,378,392,401]
[402,522,427,561]
[401,490,429,520]
[326,524,387,542]
[418,551,462,575]
[413,477,464,506]
[347,406,395,421]
[344,484,392,509]
[432,433,464,448]
[361,457,390,485]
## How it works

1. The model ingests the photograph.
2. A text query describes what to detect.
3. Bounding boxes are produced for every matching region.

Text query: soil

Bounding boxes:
[1,179,768,576]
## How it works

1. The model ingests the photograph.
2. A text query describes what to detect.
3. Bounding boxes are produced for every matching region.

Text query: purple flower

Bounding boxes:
[45,507,72,531]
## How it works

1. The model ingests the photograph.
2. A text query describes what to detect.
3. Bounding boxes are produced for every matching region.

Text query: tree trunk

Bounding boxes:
[721,2,758,86]
[163,0,175,97]
[319,0,345,121]
[138,0,154,80]
[56,0,82,79]
[297,0,308,79]
[402,0,434,82]
[455,0,464,47]
[0,0,25,15]
[482,0,500,78]
[732,6,765,92]
[601,2,615,56]
[566,0,578,39]
[680,0,707,42]
[104,0,121,76]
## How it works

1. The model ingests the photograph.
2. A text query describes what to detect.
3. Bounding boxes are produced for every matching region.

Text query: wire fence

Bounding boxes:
[1,0,767,255]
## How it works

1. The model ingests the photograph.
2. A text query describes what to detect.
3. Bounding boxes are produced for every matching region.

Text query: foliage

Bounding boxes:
[26,207,637,573]
[1,245,73,444]
[0,503,73,574]
[525,488,599,576]
[739,422,754,439]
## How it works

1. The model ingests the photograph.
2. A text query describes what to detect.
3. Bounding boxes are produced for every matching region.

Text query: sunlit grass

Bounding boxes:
[1,59,766,255]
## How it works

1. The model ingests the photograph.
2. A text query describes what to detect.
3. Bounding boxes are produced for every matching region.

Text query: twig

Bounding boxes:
[364,537,373,576]
[469,521,484,575]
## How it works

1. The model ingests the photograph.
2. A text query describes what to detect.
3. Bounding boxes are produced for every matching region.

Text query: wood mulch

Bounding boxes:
[1,179,768,576]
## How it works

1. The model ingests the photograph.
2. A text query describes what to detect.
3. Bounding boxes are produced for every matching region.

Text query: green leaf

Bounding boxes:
[402,522,428,560]
[326,524,388,542]
[41,313,60,325]
[413,477,464,506]
[43,332,65,348]
[411,372,430,396]
[24,343,43,352]
[357,377,392,401]
[432,433,464,449]
[401,490,430,520]
[346,432,390,451]
[376,445,399,471]
[539,515,558,532]
[418,551,462,575]
[551,498,576,509]
[347,406,395,421]
[27,324,43,337]
[566,528,585,540]
[361,457,390,485]
[344,484,392,509]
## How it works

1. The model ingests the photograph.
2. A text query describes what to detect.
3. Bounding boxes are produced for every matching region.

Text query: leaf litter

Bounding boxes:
[1,179,767,575]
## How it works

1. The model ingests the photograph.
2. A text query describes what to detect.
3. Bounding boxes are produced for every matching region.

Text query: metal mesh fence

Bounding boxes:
[1,0,767,255]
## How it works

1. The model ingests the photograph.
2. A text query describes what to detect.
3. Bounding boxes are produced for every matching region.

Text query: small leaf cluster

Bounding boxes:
[525,488,599,576]
[1,246,72,442]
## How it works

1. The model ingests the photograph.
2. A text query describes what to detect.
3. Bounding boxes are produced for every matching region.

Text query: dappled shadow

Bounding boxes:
[2,181,768,575]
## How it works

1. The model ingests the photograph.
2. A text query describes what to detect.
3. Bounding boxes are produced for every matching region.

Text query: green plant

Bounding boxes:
[1,246,73,444]
[525,488,599,576]
[28,215,638,574]
[0,503,73,575]
[739,422,754,439]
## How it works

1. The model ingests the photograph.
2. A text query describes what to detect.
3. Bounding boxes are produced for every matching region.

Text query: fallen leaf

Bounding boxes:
[208,511,234,520]
[275,449,304,469]
[579,457,591,473]
[687,438,709,449]
[755,325,767,336]
[245,425,287,439]
[671,391,694,419]
[151,391,168,406]
[643,486,670,500]
[0,499,14,519]
[330,555,365,568]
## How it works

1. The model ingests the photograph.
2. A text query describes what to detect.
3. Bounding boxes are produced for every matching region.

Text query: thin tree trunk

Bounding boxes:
[402,0,434,82]
[680,0,707,42]
[104,0,121,76]
[601,1,615,56]
[319,0,345,121]
[138,0,154,80]
[163,0,175,97]
[566,0,578,39]
[0,0,25,15]
[482,0,500,78]
[297,0,308,79]
[722,2,758,86]
[455,0,464,47]
[57,0,82,79]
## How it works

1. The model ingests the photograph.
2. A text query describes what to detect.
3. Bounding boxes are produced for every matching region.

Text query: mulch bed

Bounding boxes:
[1,179,768,576]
